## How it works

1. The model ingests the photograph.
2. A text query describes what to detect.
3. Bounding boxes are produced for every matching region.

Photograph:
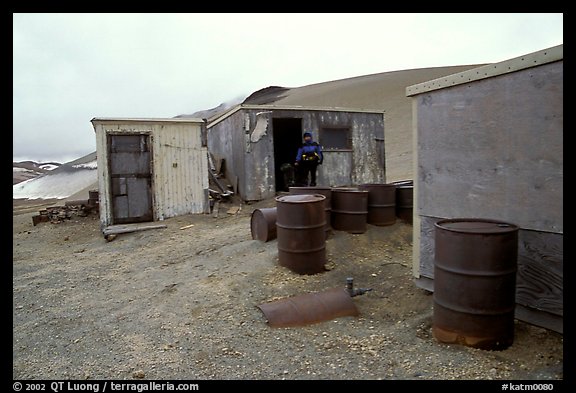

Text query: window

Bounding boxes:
[320,127,352,150]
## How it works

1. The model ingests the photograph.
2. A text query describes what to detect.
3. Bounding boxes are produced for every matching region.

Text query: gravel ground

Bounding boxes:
[13,197,563,381]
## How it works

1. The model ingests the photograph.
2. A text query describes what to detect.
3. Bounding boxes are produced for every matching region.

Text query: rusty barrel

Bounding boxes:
[275,194,326,275]
[330,188,369,234]
[358,183,396,226]
[251,207,277,242]
[392,180,413,224]
[433,218,519,350]
[289,186,332,236]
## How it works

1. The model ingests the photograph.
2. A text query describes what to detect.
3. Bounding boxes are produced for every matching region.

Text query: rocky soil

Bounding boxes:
[13,198,563,381]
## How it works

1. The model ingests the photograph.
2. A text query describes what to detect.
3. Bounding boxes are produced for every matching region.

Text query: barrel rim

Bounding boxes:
[358,183,397,188]
[435,218,519,234]
[289,186,332,191]
[275,194,326,203]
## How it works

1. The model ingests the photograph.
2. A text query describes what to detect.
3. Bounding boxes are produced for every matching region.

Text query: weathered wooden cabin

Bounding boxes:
[206,104,386,201]
[407,45,563,332]
[91,118,209,229]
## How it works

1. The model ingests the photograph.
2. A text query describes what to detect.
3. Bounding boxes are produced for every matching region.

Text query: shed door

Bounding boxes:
[108,134,153,224]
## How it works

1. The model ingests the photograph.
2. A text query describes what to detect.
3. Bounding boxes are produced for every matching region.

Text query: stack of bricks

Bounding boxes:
[31,190,99,226]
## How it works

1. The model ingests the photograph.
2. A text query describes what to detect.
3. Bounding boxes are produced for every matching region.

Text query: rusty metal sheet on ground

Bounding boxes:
[257,288,359,328]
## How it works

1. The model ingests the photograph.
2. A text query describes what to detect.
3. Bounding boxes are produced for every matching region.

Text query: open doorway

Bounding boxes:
[272,118,302,192]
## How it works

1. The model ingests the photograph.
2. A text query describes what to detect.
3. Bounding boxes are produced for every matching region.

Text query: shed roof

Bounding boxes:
[91,117,205,125]
[406,44,563,97]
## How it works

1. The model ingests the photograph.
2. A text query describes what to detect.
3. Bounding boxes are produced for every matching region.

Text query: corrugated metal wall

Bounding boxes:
[92,119,209,228]
[152,123,209,219]
[207,113,246,197]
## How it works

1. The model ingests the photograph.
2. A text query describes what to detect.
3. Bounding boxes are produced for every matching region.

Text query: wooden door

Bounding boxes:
[108,134,153,224]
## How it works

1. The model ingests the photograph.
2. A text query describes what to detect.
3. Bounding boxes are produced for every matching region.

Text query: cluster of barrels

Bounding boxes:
[250,182,413,275]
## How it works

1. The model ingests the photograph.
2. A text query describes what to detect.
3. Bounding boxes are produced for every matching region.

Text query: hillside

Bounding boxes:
[15,64,486,200]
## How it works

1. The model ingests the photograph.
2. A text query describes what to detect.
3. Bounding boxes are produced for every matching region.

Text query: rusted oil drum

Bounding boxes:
[289,186,332,236]
[395,184,413,224]
[358,183,396,226]
[275,194,327,275]
[433,218,519,350]
[257,288,359,328]
[250,207,277,242]
[330,188,369,234]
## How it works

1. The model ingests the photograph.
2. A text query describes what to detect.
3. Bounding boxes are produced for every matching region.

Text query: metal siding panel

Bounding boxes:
[109,151,151,175]
[320,152,352,187]
[207,111,247,199]
[351,113,386,185]
[416,61,563,233]
[113,195,129,219]
[244,110,275,200]
[153,123,207,218]
[127,177,152,218]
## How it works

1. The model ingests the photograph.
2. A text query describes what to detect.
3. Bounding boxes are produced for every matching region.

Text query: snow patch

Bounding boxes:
[13,169,98,200]
[39,164,59,171]
[13,167,34,173]
[72,160,97,169]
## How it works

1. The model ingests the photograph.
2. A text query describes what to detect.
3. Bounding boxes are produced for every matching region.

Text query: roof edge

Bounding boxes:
[91,117,206,124]
[406,44,563,96]
[206,104,385,129]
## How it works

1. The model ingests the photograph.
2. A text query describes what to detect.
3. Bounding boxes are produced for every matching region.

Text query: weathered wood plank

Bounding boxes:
[515,304,563,334]
[516,230,563,316]
[103,223,167,236]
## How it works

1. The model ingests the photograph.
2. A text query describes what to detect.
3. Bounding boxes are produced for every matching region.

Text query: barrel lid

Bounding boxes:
[331,188,368,193]
[435,218,518,234]
[275,194,326,203]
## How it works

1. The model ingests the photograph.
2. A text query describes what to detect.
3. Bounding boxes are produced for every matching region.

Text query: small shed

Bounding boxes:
[91,118,209,229]
[406,45,563,332]
[206,104,386,201]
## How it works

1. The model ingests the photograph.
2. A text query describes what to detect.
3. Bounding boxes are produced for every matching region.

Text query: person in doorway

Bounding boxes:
[295,132,323,186]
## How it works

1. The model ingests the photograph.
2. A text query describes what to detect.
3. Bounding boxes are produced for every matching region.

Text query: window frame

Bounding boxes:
[319,126,353,152]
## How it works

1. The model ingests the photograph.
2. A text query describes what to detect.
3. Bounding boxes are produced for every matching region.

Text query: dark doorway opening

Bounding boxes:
[272,118,302,192]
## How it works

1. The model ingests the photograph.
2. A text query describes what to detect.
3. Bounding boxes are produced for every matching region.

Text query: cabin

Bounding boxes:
[91,117,210,229]
[206,104,386,201]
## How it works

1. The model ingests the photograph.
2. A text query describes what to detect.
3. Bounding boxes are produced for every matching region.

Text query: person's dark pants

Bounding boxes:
[297,161,318,186]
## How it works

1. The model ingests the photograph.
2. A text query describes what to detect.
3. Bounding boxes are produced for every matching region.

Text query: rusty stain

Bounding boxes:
[250,207,277,242]
[433,218,519,350]
[257,288,359,327]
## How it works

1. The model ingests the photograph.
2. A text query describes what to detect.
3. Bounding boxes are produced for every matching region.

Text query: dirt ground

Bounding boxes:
[13,197,563,381]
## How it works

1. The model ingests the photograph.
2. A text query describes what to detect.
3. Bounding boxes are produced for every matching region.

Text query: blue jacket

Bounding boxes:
[296,141,323,163]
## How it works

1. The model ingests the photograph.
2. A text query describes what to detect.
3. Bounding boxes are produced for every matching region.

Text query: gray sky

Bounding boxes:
[13,13,563,163]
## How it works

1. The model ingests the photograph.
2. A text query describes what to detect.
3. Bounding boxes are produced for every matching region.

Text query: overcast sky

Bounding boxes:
[13,13,563,163]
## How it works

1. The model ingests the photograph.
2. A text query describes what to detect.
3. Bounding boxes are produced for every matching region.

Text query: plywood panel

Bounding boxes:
[416,61,563,233]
